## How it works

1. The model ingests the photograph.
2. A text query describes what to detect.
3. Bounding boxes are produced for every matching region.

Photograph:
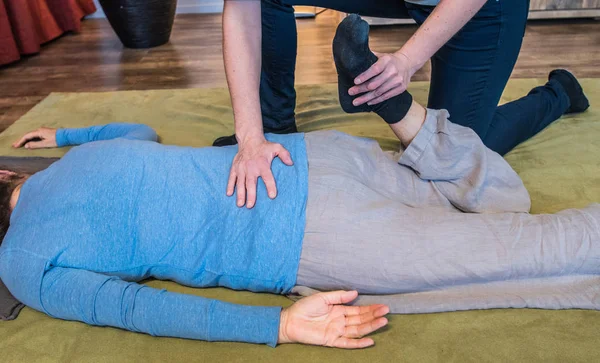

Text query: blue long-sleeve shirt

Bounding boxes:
[0,124,309,347]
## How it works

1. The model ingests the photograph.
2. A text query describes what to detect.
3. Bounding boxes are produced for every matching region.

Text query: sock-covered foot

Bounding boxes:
[212,124,298,147]
[333,14,412,124]
[549,69,590,114]
[213,134,237,147]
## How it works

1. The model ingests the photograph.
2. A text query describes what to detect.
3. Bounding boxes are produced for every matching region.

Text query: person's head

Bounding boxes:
[0,170,28,244]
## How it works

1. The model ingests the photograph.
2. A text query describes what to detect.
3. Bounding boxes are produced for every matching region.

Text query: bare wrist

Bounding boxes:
[394,49,424,75]
[236,130,265,146]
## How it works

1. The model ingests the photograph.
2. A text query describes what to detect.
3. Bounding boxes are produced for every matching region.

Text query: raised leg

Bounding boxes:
[302,105,531,215]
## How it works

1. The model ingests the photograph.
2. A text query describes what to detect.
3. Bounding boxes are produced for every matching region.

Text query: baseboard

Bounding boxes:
[176,1,224,14]
[528,9,600,19]
[88,0,224,19]
[347,9,600,26]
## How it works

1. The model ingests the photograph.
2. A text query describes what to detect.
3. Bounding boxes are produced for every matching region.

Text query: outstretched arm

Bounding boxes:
[2,260,388,347]
[56,123,158,146]
[12,123,158,149]
[37,267,281,345]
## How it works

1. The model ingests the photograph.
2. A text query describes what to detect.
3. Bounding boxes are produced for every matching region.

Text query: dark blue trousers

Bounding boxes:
[260,0,570,155]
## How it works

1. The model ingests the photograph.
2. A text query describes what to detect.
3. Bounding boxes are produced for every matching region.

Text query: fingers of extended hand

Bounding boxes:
[228,141,292,206]
[343,316,389,339]
[367,86,405,106]
[261,170,277,199]
[352,71,405,107]
[331,337,375,349]
[245,173,258,209]
[353,78,401,106]
[320,290,359,306]
[375,76,402,98]
[350,67,393,96]
[343,303,388,317]
[355,56,389,85]
[344,304,390,326]
[23,141,48,149]
[275,144,294,166]
[235,170,246,207]
[13,130,41,148]
[239,157,272,208]
[226,167,237,196]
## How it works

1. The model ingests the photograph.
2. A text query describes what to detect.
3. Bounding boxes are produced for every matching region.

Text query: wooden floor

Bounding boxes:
[1,12,599,133]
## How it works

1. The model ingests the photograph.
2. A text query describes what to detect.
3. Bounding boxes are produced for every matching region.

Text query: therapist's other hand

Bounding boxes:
[278,290,389,349]
[12,127,58,149]
[227,136,293,209]
[349,52,414,107]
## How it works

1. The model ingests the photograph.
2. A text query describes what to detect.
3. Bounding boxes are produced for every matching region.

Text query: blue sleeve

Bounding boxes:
[38,266,281,346]
[55,123,158,147]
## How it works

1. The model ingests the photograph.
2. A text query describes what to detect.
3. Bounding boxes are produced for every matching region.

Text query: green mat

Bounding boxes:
[0,80,599,362]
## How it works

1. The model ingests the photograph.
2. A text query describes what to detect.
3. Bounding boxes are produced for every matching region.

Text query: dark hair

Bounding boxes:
[0,171,27,244]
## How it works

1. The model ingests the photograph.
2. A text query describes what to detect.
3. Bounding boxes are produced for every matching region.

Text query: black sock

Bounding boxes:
[212,124,298,147]
[333,14,413,124]
[548,69,590,114]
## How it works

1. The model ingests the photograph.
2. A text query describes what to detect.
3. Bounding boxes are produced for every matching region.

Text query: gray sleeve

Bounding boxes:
[398,109,531,213]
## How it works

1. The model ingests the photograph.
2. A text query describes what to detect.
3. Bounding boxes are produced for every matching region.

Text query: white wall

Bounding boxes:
[90,0,224,18]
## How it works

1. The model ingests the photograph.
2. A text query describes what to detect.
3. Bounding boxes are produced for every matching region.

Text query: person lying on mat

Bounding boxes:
[0,18,595,350]
[2,98,599,347]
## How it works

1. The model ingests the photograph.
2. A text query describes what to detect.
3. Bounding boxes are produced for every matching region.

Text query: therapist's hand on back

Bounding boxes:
[278,290,389,348]
[227,135,293,209]
[222,0,295,208]
[349,51,416,107]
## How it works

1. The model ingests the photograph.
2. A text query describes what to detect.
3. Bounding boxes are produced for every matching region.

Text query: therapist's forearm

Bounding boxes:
[396,0,486,72]
[223,0,264,144]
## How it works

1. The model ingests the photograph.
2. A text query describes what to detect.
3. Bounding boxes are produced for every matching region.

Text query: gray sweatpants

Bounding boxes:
[294,109,600,313]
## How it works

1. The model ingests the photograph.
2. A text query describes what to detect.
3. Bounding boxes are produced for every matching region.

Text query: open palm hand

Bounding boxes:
[278,290,389,349]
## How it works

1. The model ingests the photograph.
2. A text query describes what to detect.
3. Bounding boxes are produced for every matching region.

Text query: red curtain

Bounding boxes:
[0,0,96,66]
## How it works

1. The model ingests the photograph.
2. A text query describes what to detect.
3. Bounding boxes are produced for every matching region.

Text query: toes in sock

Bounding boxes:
[332,14,413,124]
[332,14,377,114]
[549,69,590,114]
